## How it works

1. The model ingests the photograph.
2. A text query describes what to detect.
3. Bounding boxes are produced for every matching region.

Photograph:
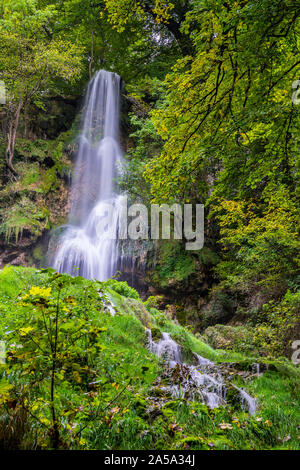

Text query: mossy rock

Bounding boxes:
[175,436,210,450]
[132,396,148,418]
[273,361,300,379]
[151,386,172,398]
[32,245,45,263]
[225,385,243,409]
[150,326,162,341]
[181,345,196,364]
[147,240,197,288]
[161,400,186,419]
[162,400,180,411]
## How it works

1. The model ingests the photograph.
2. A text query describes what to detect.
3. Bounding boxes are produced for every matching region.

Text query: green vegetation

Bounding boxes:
[0,0,83,173]
[147,240,197,288]
[0,266,299,450]
[0,0,299,452]
[0,131,76,244]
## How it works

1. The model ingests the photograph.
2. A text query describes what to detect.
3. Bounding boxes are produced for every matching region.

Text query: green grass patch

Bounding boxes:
[0,266,299,450]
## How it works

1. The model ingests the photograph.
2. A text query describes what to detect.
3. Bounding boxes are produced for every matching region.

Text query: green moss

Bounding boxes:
[31,244,47,265]
[148,240,196,287]
[0,266,37,298]
[0,134,72,247]
[15,138,50,160]
[162,400,180,411]
[39,167,59,193]
[132,396,148,418]
[203,324,257,353]
[225,386,243,409]
[0,196,50,243]
[150,326,162,341]
[176,436,211,450]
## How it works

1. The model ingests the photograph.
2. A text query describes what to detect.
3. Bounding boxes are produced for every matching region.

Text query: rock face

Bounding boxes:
[0,96,78,269]
[121,239,217,326]
[0,180,70,269]
[0,89,214,329]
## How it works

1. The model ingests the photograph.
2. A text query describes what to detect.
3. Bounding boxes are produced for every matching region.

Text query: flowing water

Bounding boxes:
[50,70,257,416]
[147,329,257,414]
[52,70,124,280]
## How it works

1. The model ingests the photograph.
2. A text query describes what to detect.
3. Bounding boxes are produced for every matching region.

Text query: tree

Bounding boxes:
[0,0,84,175]
[212,184,300,297]
[143,0,300,203]
[104,0,194,56]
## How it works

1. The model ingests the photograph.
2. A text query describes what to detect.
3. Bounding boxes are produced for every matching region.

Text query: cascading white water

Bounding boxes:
[233,385,257,415]
[150,332,182,367]
[52,70,124,280]
[146,329,257,414]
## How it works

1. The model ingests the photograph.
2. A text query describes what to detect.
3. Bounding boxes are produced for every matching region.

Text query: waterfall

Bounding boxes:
[52,70,124,280]
[146,329,257,414]
[233,385,257,415]
[149,332,182,367]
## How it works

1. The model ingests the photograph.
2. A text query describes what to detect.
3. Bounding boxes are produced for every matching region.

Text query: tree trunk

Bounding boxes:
[89,28,94,79]
[5,86,23,176]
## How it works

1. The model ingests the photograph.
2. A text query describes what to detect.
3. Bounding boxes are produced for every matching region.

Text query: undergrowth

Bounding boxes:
[0,266,299,450]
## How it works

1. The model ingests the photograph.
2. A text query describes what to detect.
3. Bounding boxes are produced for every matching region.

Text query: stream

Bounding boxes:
[146,329,257,415]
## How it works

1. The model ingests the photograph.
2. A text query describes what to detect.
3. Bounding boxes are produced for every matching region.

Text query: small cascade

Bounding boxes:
[146,329,257,414]
[233,385,257,415]
[196,354,214,367]
[252,363,262,376]
[154,332,182,367]
[104,296,116,317]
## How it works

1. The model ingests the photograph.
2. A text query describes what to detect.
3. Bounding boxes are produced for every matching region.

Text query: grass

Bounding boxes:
[0,266,299,450]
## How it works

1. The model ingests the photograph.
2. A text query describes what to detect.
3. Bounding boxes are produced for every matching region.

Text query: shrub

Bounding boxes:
[104,279,140,300]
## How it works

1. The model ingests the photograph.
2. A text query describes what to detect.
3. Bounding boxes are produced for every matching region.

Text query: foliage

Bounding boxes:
[0,0,84,172]
[104,278,140,300]
[104,0,174,30]
[135,0,300,307]
[0,195,49,242]
[2,272,108,448]
[203,290,300,360]
[1,267,299,450]
[211,184,300,296]
[147,240,197,288]
[0,267,158,449]
[202,289,235,327]
[119,112,162,204]
[144,0,299,203]
[104,0,193,57]
[0,267,299,449]
[144,295,164,311]
[202,324,258,354]
[108,0,300,322]
[250,290,300,358]
[0,0,300,451]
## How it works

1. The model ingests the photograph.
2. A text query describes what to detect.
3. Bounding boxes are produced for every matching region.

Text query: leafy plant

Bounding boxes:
[2,272,110,448]
[104,278,140,300]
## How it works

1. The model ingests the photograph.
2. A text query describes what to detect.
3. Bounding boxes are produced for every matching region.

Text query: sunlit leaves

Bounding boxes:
[142,0,299,203]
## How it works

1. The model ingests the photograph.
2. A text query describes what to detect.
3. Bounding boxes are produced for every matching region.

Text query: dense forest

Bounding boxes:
[0,0,299,452]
